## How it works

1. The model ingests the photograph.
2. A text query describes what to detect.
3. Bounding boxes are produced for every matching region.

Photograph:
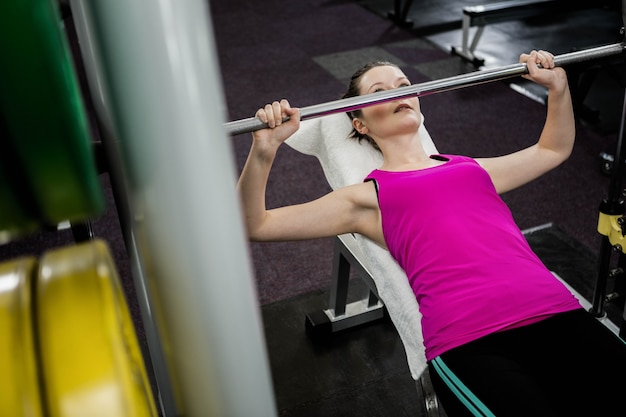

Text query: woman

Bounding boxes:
[238,51,626,416]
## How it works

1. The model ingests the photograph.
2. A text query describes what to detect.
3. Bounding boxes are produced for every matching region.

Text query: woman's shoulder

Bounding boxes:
[342,180,378,196]
[336,181,379,209]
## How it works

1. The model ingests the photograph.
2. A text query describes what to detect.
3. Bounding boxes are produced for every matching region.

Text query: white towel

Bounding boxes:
[286,112,436,379]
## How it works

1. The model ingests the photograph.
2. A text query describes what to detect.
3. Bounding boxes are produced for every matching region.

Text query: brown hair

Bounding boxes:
[342,61,400,152]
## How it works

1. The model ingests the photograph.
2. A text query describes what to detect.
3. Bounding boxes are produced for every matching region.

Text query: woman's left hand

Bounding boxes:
[519,50,567,92]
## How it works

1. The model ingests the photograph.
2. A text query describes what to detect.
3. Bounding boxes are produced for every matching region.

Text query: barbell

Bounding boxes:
[224,42,625,136]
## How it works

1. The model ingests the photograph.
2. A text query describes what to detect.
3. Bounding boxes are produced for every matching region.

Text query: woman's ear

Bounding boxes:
[352,118,368,135]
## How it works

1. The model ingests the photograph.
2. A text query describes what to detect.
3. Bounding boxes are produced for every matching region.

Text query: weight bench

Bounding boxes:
[451,0,578,66]
[285,112,440,415]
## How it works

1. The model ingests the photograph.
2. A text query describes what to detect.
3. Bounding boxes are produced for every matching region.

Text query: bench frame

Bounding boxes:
[304,233,441,416]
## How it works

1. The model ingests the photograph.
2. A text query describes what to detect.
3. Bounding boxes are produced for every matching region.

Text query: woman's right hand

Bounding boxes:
[252,99,300,151]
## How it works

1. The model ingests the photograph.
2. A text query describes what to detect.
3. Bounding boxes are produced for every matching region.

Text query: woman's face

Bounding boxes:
[354,65,422,141]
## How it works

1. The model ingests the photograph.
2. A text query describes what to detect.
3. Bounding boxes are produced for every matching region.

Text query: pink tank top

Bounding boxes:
[365,155,581,360]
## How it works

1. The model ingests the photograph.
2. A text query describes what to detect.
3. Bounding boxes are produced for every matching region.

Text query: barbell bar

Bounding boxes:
[224,42,625,136]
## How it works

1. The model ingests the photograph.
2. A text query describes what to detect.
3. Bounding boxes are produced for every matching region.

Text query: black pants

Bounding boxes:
[428,309,626,417]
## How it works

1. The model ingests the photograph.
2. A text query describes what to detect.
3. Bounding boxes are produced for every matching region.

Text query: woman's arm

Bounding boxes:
[237,100,382,243]
[237,99,300,239]
[477,50,575,194]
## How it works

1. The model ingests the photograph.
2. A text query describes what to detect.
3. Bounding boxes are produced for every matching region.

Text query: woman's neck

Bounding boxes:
[378,133,438,171]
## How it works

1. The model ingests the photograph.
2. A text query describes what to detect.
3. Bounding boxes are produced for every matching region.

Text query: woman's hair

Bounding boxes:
[342,61,400,152]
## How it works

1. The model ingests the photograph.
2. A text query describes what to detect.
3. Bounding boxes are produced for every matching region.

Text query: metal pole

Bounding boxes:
[84,1,278,416]
[225,42,625,136]
[67,2,179,414]
[591,88,626,318]
[589,0,626,319]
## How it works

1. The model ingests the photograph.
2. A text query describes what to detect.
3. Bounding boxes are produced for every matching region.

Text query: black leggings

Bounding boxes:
[428,309,626,417]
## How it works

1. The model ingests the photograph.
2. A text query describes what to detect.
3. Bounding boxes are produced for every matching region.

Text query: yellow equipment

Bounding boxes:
[0,240,157,417]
